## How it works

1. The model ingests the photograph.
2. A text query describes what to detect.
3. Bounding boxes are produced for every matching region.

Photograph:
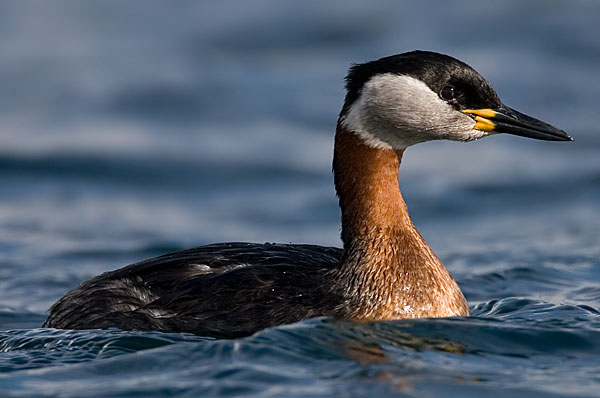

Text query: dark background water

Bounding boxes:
[1,1,599,397]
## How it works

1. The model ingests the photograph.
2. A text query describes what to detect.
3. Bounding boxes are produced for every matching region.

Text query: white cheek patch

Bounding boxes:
[341,74,480,149]
[341,95,393,149]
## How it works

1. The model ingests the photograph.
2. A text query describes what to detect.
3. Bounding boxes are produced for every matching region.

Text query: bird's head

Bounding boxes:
[339,50,572,149]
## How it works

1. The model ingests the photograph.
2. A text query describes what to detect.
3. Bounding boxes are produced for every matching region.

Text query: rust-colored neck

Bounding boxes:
[332,125,469,320]
[334,126,408,246]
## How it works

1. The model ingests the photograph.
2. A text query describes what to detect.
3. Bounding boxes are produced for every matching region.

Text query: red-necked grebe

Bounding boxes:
[44,51,572,338]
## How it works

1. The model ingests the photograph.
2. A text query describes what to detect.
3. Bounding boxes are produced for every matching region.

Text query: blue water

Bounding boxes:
[1,1,600,397]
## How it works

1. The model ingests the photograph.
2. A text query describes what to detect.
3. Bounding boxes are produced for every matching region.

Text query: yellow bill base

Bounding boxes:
[462,108,497,132]
[462,108,497,118]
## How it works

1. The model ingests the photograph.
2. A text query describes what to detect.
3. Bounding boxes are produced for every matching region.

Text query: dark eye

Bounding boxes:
[440,86,456,101]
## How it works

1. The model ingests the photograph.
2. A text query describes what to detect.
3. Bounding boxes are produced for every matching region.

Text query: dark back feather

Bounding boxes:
[44,243,343,338]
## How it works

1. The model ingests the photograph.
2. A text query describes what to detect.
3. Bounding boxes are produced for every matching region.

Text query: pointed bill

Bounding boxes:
[462,106,573,141]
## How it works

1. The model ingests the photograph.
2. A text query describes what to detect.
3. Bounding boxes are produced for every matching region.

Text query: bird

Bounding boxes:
[43,50,572,338]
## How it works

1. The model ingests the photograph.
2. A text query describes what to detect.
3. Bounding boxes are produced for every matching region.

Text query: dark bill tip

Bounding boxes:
[492,105,573,142]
